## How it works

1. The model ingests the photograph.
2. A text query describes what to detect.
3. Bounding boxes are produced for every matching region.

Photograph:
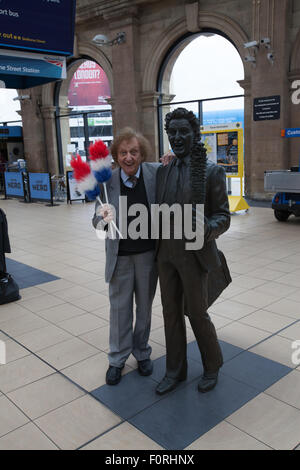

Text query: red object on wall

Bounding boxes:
[68,61,111,107]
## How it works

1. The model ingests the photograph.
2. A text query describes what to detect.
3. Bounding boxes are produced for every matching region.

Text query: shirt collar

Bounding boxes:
[120,166,141,183]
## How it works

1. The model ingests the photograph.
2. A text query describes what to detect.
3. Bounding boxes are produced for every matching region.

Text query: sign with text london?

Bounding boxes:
[0,0,76,56]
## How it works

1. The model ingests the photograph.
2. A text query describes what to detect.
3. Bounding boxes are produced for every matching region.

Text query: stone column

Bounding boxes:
[160,93,176,157]
[18,94,49,173]
[237,79,252,197]
[40,105,60,176]
[106,97,116,137]
[249,0,290,199]
[106,10,141,134]
[288,71,300,168]
[140,91,160,161]
[58,107,71,173]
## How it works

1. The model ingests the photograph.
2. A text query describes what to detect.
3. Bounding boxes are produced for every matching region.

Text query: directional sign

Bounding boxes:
[281,128,300,138]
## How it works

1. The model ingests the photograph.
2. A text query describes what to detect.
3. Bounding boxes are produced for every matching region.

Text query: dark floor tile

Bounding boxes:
[221,350,292,391]
[198,372,260,418]
[90,340,293,450]
[6,259,59,289]
[129,380,222,450]
[91,371,161,420]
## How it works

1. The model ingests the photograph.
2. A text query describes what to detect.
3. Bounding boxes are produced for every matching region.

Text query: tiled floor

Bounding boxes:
[0,198,300,450]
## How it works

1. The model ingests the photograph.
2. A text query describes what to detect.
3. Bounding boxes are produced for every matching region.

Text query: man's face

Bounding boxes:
[117,137,142,176]
[167,118,194,159]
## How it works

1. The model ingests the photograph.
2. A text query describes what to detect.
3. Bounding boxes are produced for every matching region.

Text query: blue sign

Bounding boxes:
[283,128,300,138]
[0,50,66,86]
[4,171,24,197]
[0,0,76,56]
[0,125,22,138]
[0,51,66,79]
[29,172,51,201]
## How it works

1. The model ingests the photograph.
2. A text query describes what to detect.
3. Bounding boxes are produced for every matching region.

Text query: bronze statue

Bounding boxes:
[155,107,231,395]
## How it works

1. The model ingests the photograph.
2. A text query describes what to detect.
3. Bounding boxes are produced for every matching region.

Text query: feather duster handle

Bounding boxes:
[88,140,114,238]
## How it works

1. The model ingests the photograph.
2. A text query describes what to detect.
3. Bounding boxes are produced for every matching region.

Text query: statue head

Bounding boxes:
[165,107,200,159]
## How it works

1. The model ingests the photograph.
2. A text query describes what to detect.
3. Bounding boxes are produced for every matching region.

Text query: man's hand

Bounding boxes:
[160,151,174,166]
[98,203,114,223]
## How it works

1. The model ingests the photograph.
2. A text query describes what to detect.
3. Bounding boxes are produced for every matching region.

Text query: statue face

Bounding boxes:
[167,118,194,159]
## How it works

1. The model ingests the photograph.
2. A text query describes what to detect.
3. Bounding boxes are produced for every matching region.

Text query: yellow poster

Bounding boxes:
[201,126,243,178]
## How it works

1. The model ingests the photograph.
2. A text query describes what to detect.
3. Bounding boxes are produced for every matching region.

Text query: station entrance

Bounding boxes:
[54,58,113,175]
[156,32,247,210]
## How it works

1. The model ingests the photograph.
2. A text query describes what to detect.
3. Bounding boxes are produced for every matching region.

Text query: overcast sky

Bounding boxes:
[0,34,244,123]
[170,34,244,112]
[0,88,20,122]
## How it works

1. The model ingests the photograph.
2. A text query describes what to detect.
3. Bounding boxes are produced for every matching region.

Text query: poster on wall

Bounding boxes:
[68,61,111,107]
[201,124,243,177]
[216,131,239,175]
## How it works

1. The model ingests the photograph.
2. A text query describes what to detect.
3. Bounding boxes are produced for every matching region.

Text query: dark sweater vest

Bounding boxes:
[118,168,155,255]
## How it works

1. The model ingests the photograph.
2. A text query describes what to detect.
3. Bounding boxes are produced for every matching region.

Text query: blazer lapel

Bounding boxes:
[105,169,120,223]
[142,163,155,206]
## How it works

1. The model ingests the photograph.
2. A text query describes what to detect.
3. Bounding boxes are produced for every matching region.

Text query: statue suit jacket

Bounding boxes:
[92,162,160,283]
[156,158,232,307]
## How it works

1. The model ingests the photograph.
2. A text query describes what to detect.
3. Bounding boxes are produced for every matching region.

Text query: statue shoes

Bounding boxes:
[198,370,219,393]
[156,375,187,395]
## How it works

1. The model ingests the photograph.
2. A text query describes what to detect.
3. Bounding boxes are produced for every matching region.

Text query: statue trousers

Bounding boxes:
[157,238,223,380]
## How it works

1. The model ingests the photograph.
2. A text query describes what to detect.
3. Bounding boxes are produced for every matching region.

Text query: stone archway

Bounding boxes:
[142,11,249,94]
[141,10,249,162]
[57,42,113,109]
[40,41,113,175]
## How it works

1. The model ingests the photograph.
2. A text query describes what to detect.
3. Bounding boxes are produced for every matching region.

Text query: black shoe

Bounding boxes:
[156,375,186,395]
[198,371,219,393]
[138,359,153,376]
[106,365,124,385]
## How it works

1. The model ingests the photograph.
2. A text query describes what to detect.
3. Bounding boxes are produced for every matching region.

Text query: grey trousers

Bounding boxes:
[108,250,158,367]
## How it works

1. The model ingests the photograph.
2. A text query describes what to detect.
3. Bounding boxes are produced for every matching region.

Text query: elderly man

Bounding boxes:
[155,108,231,395]
[92,128,160,386]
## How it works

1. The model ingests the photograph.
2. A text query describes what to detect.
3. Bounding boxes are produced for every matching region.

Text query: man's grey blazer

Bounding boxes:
[92,162,160,283]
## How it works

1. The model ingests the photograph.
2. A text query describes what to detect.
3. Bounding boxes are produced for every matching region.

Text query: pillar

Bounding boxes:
[249,0,290,199]
[106,8,141,134]
[40,105,60,176]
